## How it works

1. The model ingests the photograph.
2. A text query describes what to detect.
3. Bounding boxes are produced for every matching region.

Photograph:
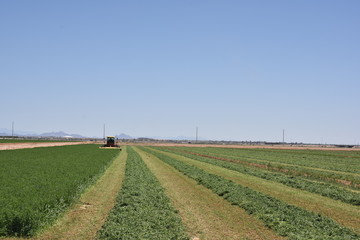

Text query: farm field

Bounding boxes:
[140,146,360,239]
[1,144,359,240]
[98,147,188,240]
[154,147,360,205]
[0,144,120,237]
[161,146,360,187]
[170,146,360,173]
[135,147,285,240]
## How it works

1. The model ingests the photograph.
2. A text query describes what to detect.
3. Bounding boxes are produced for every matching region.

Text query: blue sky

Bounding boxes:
[1,1,359,144]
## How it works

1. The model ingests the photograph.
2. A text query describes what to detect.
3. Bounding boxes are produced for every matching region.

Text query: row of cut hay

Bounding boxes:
[97,147,188,240]
[142,147,359,240]
[160,146,360,205]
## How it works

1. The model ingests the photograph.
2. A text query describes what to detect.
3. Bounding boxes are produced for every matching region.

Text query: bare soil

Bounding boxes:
[0,142,89,151]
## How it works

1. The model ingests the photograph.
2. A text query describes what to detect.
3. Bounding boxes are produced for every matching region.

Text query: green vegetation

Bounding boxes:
[141,147,359,240]
[169,147,360,187]
[180,147,360,173]
[0,144,119,237]
[157,147,360,205]
[177,147,360,177]
[2,143,358,239]
[97,147,188,240]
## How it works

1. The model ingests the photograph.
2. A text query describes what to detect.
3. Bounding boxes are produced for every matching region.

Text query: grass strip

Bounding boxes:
[97,147,188,240]
[141,147,360,240]
[159,147,360,205]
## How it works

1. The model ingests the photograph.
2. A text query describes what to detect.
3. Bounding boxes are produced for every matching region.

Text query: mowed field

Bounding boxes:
[0,143,359,240]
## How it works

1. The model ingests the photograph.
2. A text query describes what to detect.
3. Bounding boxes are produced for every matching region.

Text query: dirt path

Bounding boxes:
[4,147,127,240]
[135,147,284,240]
[0,142,89,151]
[155,148,360,234]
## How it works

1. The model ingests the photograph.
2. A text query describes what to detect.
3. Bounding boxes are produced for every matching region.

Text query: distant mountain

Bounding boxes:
[39,131,86,138]
[116,133,133,139]
[0,128,38,137]
[0,128,11,136]
[0,127,206,140]
[0,128,87,138]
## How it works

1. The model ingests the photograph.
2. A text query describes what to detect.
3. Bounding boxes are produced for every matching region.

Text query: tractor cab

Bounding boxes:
[106,136,116,147]
[100,136,120,148]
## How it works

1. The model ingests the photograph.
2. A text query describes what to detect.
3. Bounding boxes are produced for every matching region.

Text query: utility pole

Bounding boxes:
[103,124,105,139]
[196,126,198,144]
[282,129,285,143]
[12,121,14,137]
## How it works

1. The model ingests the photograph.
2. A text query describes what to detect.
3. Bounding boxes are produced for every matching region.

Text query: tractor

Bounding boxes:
[100,136,120,148]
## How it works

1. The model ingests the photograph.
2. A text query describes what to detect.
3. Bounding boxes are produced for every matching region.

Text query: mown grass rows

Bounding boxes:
[157,147,360,205]
[97,147,188,240]
[173,146,360,187]
[141,147,359,240]
[180,148,360,188]
[0,144,119,237]
[180,147,360,173]
[212,147,360,172]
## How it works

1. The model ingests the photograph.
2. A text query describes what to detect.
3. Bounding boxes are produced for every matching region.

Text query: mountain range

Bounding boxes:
[115,133,133,139]
[0,128,87,138]
[0,128,205,140]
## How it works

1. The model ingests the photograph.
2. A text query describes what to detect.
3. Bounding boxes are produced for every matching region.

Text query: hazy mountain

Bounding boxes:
[0,128,38,136]
[0,127,205,140]
[116,133,133,139]
[39,131,86,138]
[0,128,11,136]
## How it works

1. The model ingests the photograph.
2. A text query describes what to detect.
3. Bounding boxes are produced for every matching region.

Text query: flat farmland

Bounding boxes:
[1,144,359,240]
[0,144,120,237]
[140,146,360,239]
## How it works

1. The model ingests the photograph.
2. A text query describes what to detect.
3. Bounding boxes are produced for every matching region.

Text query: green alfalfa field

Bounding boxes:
[0,143,359,240]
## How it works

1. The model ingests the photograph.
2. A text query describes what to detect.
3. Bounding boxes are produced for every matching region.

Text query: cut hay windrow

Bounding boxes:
[97,147,188,240]
[170,146,360,187]
[141,147,359,240]
[157,147,360,205]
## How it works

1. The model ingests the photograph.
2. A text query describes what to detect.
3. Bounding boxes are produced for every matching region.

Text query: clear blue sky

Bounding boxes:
[1,1,359,144]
